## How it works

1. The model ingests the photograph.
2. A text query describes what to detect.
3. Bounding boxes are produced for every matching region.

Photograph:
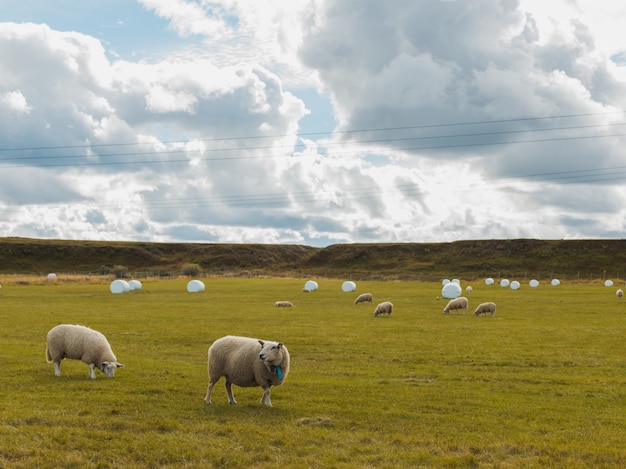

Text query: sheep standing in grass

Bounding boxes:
[373,301,393,317]
[275,301,294,307]
[474,302,497,317]
[46,324,124,379]
[354,293,373,305]
[204,335,290,407]
[443,296,469,314]
[465,286,473,295]
[616,289,623,299]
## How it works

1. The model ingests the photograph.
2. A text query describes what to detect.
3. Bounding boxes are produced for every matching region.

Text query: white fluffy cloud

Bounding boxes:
[1,1,626,246]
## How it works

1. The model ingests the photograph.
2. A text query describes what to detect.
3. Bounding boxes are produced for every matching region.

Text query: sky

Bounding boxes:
[1,0,626,247]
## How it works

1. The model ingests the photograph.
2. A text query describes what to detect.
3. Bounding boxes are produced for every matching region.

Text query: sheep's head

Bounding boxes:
[258,340,285,365]
[100,361,124,378]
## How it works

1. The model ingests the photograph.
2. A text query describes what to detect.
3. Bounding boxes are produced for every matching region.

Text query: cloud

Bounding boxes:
[1,1,626,246]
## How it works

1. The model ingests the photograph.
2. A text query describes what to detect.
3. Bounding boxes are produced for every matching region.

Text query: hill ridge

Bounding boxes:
[1,237,625,281]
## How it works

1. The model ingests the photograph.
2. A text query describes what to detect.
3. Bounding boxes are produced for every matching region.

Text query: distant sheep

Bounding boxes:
[204,335,290,407]
[617,289,623,298]
[354,293,373,305]
[465,286,473,295]
[46,324,124,379]
[275,301,294,307]
[302,288,310,293]
[474,302,496,317]
[443,296,469,314]
[373,301,393,317]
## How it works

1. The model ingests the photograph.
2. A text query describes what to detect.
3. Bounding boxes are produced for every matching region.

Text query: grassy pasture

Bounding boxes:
[1,278,626,468]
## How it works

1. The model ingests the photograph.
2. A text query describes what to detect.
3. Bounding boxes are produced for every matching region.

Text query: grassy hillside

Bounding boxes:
[1,237,626,281]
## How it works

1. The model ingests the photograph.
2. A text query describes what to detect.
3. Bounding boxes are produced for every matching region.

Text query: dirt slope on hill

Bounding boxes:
[1,237,625,281]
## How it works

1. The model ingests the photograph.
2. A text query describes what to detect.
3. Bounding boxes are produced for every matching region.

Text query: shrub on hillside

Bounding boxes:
[181,263,203,277]
[112,265,129,279]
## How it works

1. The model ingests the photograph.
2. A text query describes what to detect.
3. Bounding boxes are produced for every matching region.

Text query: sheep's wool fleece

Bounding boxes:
[208,336,290,388]
[46,324,116,364]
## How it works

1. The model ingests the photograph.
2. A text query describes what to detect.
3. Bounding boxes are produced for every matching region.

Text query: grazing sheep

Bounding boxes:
[46,324,124,379]
[443,296,469,314]
[617,289,624,298]
[474,302,497,317]
[354,293,373,305]
[465,286,473,295]
[373,301,393,317]
[302,288,310,293]
[274,301,294,307]
[204,335,290,407]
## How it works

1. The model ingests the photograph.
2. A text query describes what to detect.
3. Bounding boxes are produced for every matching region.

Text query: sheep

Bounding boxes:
[465,286,473,295]
[354,293,373,305]
[274,301,294,307]
[616,289,623,298]
[474,302,497,317]
[443,296,469,314]
[46,324,124,379]
[204,335,290,407]
[302,288,310,293]
[373,301,393,317]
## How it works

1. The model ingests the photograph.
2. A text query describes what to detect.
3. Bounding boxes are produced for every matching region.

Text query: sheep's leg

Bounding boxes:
[89,363,96,379]
[53,361,61,377]
[225,381,237,405]
[204,380,217,404]
[261,386,272,407]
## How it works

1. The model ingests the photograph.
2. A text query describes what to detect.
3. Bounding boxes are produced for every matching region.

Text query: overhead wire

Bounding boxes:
[0,110,625,210]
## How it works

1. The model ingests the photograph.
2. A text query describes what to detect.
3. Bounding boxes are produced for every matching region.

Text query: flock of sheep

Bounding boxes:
[42,275,626,409]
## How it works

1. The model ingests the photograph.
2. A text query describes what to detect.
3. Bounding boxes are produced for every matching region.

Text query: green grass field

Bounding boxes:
[1,278,625,468]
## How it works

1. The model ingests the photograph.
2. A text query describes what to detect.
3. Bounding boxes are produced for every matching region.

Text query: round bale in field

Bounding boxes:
[485,278,495,285]
[510,281,520,290]
[304,280,318,291]
[442,282,462,299]
[500,279,510,287]
[187,280,205,292]
[128,279,142,290]
[110,279,130,294]
[551,279,560,286]
[604,280,614,287]
[529,279,539,288]
[342,281,356,292]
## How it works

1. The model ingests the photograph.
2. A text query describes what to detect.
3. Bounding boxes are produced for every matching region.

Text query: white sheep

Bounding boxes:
[373,301,393,317]
[354,293,373,305]
[474,302,497,317]
[274,301,294,307]
[616,289,623,298]
[204,335,290,407]
[465,286,473,295]
[443,296,469,314]
[46,324,124,379]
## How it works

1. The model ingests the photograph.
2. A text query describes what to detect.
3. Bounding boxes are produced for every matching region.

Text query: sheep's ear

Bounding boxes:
[116,363,124,368]
[258,340,265,347]
[277,342,284,349]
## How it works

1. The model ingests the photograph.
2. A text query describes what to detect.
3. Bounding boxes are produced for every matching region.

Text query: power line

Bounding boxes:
[0,109,623,155]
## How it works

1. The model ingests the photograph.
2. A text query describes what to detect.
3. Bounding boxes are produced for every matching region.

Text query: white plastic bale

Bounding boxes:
[110,279,130,294]
[342,281,356,292]
[604,280,614,287]
[441,282,462,299]
[510,280,520,290]
[500,279,510,287]
[485,278,495,285]
[529,279,539,288]
[187,280,205,292]
[551,279,560,286]
[304,280,319,291]
[128,279,142,290]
